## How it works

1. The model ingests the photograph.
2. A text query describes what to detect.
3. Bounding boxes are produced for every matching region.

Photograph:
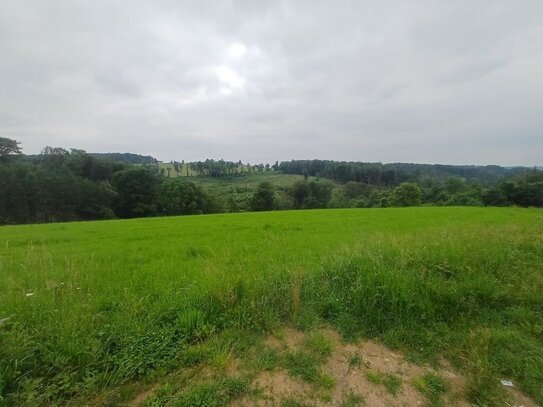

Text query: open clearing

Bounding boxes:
[1,207,542,405]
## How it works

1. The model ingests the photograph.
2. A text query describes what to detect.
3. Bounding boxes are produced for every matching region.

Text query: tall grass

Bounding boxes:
[0,208,542,405]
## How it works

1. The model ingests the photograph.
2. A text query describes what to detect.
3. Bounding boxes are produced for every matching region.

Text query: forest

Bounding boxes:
[1,136,542,225]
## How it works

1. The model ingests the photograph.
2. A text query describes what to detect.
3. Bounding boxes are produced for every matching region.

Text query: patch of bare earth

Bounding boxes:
[128,385,158,407]
[235,328,537,407]
[127,327,538,407]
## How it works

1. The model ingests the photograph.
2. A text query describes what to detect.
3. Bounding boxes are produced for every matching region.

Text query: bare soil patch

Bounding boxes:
[237,327,537,407]
[129,327,539,407]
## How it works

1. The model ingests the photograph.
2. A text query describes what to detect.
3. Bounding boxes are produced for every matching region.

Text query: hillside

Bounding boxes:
[3,145,542,225]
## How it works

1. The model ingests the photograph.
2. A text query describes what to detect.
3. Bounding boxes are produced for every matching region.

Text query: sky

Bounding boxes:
[1,1,542,166]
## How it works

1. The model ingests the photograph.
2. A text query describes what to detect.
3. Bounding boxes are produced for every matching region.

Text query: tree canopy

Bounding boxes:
[0,137,22,159]
[0,138,542,225]
[250,181,275,211]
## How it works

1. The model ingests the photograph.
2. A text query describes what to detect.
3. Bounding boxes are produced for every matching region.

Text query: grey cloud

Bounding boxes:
[0,0,542,165]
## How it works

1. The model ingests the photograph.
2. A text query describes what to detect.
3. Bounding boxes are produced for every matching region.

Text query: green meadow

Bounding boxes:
[1,207,543,405]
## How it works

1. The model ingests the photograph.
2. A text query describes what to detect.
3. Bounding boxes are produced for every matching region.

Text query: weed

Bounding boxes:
[177,309,214,343]
[281,398,311,407]
[179,344,211,367]
[365,371,402,396]
[348,353,362,369]
[295,309,321,331]
[340,390,365,407]
[464,329,508,406]
[253,346,281,371]
[209,350,231,370]
[285,351,320,383]
[143,383,172,406]
[413,372,447,407]
[365,370,383,385]
[303,332,333,360]
[316,373,336,390]
[384,374,402,396]
[171,377,249,407]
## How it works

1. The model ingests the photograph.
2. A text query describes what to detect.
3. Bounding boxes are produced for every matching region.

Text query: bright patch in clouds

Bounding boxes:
[215,65,245,92]
[227,42,247,59]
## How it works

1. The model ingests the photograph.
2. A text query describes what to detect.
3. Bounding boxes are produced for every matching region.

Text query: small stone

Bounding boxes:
[500,380,514,387]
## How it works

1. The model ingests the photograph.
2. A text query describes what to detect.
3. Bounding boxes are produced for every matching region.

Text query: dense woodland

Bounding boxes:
[1,137,542,225]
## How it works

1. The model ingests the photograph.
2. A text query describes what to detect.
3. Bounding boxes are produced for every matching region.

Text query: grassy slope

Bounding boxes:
[154,167,312,208]
[0,207,542,405]
[189,172,310,205]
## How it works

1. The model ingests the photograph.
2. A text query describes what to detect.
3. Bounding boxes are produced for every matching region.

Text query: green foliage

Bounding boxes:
[2,139,543,225]
[365,370,382,384]
[0,137,22,159]
[252,346,281,371]
[112,167,160,218]
[365,371,402,395]
[177,309,214,343]
[483,170,543,207]
[383,374,402,396]
[289,180,335,209]
[171,377,249,407]
[159,179,209,215]
[278,159,528,185]
[303,332,333,360]
[143,383,174,406]
[316,373,336,390]
[285,351,321,382]
[291,180,311,208]
[283,335,334,389]
[250,181,276,211]
[464,329,509,407]
[390,182,422,207]
[413,372,447,407]
[348,354,362,369]
[340,390,365,407]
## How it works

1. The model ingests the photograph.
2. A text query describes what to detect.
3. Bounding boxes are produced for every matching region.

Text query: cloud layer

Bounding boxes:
[1,0,542,165]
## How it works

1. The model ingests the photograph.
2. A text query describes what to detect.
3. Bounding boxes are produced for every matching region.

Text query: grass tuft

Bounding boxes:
[340,390,365,407]
[285,351,320,383]
[171,376,249,407]
[413,372,447,407]
[365,371,402,396]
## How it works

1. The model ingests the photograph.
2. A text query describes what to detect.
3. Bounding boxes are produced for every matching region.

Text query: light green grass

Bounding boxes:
[189,172,316,210]
[0,207,542,405]
[413,372,447,407]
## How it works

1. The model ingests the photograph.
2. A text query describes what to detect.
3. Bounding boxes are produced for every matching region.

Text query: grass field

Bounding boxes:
[153,164,315,210]
[189,172,312,208]
[1,207,542,405]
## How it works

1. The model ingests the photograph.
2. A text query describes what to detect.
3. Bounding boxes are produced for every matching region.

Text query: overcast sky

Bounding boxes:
[1,1,542,165]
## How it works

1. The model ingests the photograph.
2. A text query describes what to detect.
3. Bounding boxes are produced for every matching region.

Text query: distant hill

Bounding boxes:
[277,160,533,186]
[89,152,158,164]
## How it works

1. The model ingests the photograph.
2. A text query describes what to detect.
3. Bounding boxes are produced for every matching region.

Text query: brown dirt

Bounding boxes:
[128,385,158,407]
[236,327,538,407]
[128,327,539,407]
[506,386,540,407]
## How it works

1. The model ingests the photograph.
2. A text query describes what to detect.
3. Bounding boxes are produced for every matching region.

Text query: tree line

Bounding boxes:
[1,137,542,225]
[247,171,543,212]
[0,138,218,224]
[277,159,529,186]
